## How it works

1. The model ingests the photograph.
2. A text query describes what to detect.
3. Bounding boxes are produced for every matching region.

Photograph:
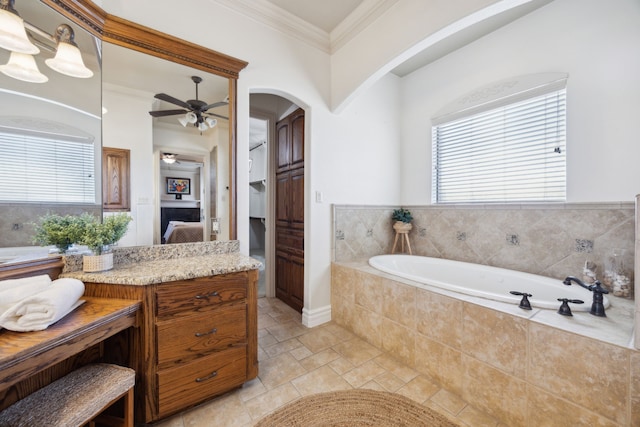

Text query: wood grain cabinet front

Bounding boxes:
[156,303,247,367]
[83,269,258,423]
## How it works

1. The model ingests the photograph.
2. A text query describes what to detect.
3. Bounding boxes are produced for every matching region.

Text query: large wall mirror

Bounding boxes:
[0,0,246,265]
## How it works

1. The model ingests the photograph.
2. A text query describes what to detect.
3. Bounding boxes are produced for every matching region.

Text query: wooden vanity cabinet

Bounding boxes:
[83,269,258,423]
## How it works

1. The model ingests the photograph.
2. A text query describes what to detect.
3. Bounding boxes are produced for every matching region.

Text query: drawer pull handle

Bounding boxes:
[195,371,218,383]
[195,291,219,299]
[195,328,218,337]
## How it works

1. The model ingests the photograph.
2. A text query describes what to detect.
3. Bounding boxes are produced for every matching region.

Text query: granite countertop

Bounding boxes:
[61,253,262,285]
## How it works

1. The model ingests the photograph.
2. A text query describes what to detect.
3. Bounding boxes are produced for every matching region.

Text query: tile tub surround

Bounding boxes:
[332,262,639,427]
[333,203,635,297]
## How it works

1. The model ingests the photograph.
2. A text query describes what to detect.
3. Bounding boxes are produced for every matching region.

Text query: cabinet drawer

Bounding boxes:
[156,275,247,318]
[157,347,247,417]
[157,304,247,367]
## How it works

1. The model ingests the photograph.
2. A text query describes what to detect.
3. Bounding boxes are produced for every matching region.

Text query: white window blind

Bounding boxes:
[0,132,96,203]
[432,88,566,203]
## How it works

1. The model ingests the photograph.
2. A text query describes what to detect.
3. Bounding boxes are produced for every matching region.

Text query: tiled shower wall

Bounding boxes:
[333,203,635,290]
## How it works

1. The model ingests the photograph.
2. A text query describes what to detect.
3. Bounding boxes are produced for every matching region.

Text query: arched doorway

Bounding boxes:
[249,93,305,312]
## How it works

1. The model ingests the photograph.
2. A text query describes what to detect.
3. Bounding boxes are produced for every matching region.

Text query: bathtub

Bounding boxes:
[369,254,609,311]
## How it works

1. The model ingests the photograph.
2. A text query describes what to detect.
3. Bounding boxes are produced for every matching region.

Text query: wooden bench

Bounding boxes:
[0,363,135,427]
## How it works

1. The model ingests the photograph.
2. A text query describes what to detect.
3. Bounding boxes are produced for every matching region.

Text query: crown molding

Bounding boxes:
[330,0,399,53]
[213,0,397,54]
[214,0,330,53]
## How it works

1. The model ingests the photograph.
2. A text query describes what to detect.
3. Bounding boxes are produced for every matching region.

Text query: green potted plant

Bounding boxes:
[32,213,90,254]
[392,208,413,232]
[78,213,132,272]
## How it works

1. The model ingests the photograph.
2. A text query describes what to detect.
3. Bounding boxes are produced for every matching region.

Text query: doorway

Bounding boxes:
[249,94,305,311]
[158,152,206,243]
[249,116,268,298]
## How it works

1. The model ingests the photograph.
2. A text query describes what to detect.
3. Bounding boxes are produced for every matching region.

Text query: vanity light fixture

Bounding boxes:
[0,0,39,54]
[0,50,47,82]
[0,0,93,83]
[45,24,93,78]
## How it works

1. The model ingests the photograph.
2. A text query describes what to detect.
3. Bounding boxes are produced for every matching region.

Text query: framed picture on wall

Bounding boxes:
[166,177,191,195]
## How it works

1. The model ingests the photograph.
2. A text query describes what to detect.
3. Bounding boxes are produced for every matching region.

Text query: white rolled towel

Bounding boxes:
[0,278,85,332]
[0,274,52,313]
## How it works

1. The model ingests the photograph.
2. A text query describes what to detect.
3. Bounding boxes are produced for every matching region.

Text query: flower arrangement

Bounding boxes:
[392,208,413,224]
[78,213,132,255]
[32,213,92,253]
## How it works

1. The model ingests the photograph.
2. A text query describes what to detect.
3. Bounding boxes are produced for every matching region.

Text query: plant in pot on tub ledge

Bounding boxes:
[78,213,132,272]
[391,208,413,254]
[392,208,413,232]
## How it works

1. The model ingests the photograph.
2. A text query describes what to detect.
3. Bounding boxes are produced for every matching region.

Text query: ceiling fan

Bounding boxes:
[149,76,228,131]
[161,153,179,164]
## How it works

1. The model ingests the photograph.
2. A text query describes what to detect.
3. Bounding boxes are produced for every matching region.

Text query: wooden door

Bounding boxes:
[102,147,130,211]
[274,108,304,312]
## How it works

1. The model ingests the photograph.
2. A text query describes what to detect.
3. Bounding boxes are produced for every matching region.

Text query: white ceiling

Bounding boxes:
[263,0,364,33]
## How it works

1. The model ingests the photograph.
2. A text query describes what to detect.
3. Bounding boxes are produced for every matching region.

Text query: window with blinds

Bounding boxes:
[0,132,96,203]
[432,86,566,204]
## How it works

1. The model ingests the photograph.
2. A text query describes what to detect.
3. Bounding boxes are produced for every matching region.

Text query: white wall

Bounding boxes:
[330,0,503,112]
[102,84,155,247]
[400,0,640,204]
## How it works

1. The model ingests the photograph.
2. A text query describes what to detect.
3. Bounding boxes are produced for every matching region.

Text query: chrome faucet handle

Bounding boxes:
[510,291,533,310]
[557,298,584,316]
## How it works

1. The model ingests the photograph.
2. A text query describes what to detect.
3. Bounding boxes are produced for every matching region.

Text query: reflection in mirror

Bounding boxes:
[101,42,230,246]
[0,0,101,262]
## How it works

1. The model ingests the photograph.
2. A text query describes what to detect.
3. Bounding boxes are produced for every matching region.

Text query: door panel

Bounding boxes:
[291,111,304,169]
[276,121,290,173]
[274,108,305,313]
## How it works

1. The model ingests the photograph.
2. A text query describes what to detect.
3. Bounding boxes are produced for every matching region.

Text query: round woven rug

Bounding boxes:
[254,389,459,427]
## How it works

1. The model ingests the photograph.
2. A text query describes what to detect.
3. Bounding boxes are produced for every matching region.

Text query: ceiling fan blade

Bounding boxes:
[202,101,228,111]
[204,112,229,120]
[154,93,191,109]
[149,109,187,117]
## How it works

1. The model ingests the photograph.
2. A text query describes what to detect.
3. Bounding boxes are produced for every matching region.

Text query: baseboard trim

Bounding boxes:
[302,304,332,328]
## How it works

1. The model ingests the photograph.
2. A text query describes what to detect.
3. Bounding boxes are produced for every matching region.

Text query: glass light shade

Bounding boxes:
[162,157,176,164]
[186,112,197,123]
[205,117,217,127]
[0,51,47,83]
[198,121,208,131]
[0,9,39,54]
[45,41,93,78]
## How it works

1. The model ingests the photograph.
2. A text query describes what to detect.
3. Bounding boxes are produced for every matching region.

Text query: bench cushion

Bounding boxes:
[0,363,135,427]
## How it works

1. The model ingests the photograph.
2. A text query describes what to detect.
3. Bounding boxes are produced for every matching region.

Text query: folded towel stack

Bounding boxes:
[0,277,85,332]
[0,274,52,313]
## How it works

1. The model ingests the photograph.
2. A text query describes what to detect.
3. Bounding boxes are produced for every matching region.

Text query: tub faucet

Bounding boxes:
[562,276,608,317]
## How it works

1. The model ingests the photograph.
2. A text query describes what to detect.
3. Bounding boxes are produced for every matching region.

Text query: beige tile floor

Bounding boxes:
[154,297,501,427]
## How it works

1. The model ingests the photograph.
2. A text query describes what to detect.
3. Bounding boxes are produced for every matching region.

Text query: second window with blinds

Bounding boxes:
[432,74,567,204]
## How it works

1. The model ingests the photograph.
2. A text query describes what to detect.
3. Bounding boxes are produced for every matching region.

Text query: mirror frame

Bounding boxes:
[41,0,248,240]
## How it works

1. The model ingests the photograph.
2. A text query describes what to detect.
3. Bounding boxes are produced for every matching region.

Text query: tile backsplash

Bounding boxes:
[333,203,635,297]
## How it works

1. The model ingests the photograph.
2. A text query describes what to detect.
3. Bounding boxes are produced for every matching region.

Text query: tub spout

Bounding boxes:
[562,276,608,317]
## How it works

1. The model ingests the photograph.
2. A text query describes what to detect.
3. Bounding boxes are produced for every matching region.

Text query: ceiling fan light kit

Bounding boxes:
[149,75,228,132]
[162,153,177,164]
[0,0,93,83]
